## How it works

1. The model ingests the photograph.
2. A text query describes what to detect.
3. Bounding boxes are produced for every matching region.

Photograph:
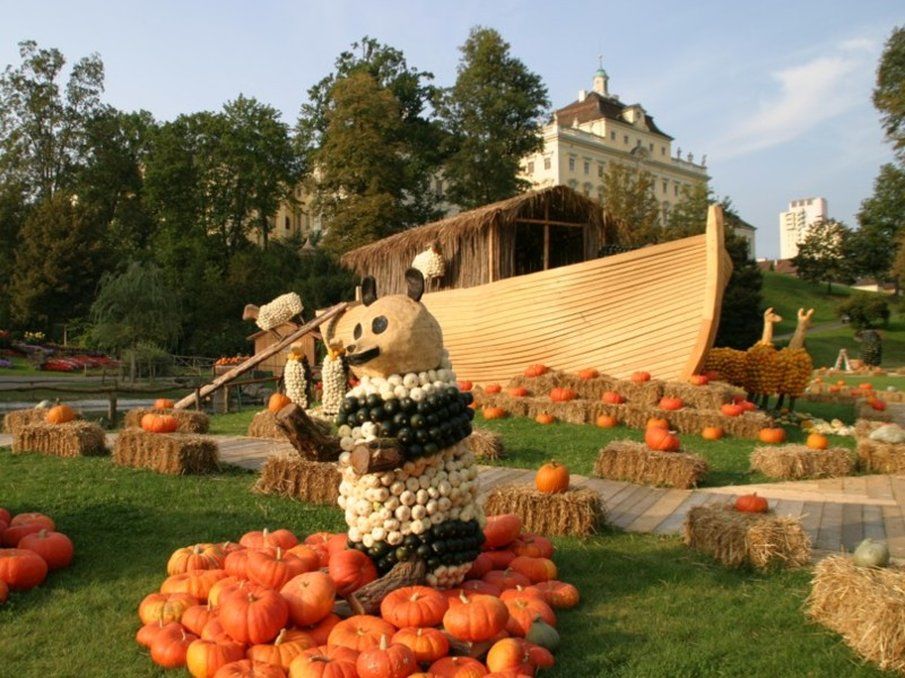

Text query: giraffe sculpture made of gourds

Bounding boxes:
[745,307,783,409]
[775,308,815,411]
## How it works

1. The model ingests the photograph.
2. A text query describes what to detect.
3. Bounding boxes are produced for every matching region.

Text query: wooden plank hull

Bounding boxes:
[331,206,732,384]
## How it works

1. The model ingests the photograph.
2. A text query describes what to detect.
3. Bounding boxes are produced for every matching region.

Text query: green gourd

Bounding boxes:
[525,616,560,651]
[852,538,890,568]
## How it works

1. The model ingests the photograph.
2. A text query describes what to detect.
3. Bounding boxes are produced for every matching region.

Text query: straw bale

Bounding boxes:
[807,555,905,673]
[750,445,855,480]
[254,453,340,505]
[247,410,287,440]
[855,399,893,423]
[524,398,592,425]
[683,504,811,569]
[623,407,771,439]
[506,370,568,395]
[854,418,882,439]
[857,438,905,474]
[483,485,604,536]
[123,408,210,433]
[12,421,107,457]
[588,401,631,424]
[661,381,737,410]
[466,428,504,460]
[2,408,54,435]
[593,440,709,489]
[612,379,663,407]
[113,428,219,475]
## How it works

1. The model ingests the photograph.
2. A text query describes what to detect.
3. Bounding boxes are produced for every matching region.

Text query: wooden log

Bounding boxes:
[346,560,426,616]
[173,302,348,410]
[274,403,342,462]
[349,438,404,475]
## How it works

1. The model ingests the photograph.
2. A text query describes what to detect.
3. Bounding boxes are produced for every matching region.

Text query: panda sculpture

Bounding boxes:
[333,268,483,587]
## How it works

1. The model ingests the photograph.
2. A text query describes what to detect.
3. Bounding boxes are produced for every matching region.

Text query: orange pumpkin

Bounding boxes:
[535,461,569,494]
[859,382,874,391]
[482,514,522,549]
[482,568,531,591]
[658,396,684,411]
[161,570,228,601]
[247,547,312,589]
[380,586,449,628]
[281,571,336,627]
[142,413,179,433]
[720,403,743,417]
[150,623,198,669]
[601,391,625,404]
[168,544,225,576]
[218,588,289,644]
[356,635,418,678]
[392,627,449,664]
[758,427,786,444]
[524,364,549,377]
[443,592,509,642]
[213,659,285,677]
[328,615,396,652]
[806,433,829,450]
[737,400,757,412]
[482,406,507,420]
[139,591,199,625]
[549,387,577,402]
[484,384,502,395]
[504,595,556,637]
[507,387,529,397]
[155,398,175,409]
[428,656,488,678]
[534,412,555,425]
[869,397,887,411]
[457,381,473,392]
[186,638,245,678]
[182,602,218,636]
[328,549,377,596]
[240,528,298,550]
[289,652,358,677]
[45,404,76,424]
[689,375,709,386]
[646,417,669,430]
[509,556,557,584]
[532,580,580,609]
[268,393,292,414]
[465,552,494,579]
[701,426,724,441]
[631,371,651,383]
[485,638,536,675]
[596,414,618,428]
[302,613,341,645]
[578,368,599,380]
[510,534,553,559]
[734,492,769,513]
[248,627,316,669]
[644,427,680,452]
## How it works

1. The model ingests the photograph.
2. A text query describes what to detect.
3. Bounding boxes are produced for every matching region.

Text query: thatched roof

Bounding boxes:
[341,185,610,270]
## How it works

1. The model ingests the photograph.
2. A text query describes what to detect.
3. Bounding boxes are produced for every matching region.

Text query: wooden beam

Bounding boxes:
[173,302,348,410]
[516,217,588,228]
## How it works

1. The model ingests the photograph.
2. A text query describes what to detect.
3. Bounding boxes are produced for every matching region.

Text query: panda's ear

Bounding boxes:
[361,276,378,307]
[405,268,424,302]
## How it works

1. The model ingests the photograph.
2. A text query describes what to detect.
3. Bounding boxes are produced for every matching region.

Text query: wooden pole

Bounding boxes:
[172,302,348,410]
[107,392,117,427]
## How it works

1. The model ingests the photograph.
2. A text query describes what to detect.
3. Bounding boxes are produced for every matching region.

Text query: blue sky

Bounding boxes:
[1,0,902,258]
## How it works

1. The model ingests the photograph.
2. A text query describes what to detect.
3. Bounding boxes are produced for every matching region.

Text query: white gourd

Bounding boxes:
[256,292,303,331]
[283,355,307,407]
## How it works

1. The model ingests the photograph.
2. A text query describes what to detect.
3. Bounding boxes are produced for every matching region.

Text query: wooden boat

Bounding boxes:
[329,205,732,384]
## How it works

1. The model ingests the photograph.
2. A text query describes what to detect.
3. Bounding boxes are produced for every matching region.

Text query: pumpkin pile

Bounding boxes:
[0,508,75,601]
[133,515,578,676]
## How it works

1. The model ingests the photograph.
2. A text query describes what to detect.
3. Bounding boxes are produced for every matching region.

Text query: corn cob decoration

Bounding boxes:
[283,346,308,408]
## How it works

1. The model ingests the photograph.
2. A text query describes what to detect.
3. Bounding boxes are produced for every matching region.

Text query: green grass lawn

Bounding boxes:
[0,449,888,677]
[804,319,905,369]
[761,271,856,336]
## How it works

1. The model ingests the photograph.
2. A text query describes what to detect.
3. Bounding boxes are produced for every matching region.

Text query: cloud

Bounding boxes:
[712,37,879,159]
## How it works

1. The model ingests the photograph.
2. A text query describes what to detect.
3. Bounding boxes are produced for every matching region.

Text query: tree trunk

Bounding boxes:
[274,403,342,461]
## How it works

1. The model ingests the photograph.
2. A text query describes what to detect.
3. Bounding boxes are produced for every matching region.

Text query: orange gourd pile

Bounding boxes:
[134,516,579,676]
[0,508,74,601]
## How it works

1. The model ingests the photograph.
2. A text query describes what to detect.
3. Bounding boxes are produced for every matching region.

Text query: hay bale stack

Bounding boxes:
[807,555,905,673]
[588,401,631,424]
[554,374,618,401]
[505,370,578,395]
[683,504,811,569]
[857,438,905,474]
[524,397,592,425]
[854,418,882,439]
[483,485,604,536]
[661,381,737,410]
[623,407,772,439]
[612,379,663,407]
[2,408,54,435]
[124,408,210,434]
[855,399,893,422]
[593,440,709,489]
[750,445,855,480]
[466,428,504,460]
[12,421,107,457]
[254,453,340,505]
[113,428,219,475]
[247,410,287,440]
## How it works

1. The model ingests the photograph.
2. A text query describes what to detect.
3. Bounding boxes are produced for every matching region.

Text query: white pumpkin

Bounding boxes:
[852,538,890,568]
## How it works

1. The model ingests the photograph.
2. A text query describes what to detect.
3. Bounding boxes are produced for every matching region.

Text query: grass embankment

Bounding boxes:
[0,449,888,677]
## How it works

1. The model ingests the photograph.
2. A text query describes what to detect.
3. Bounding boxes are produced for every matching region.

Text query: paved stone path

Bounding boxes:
[3,431,904,560]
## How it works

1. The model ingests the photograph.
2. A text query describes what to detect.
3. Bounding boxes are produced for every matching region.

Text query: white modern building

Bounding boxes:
[779,197,828,259]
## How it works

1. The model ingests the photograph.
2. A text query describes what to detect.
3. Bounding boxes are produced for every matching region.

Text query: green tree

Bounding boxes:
[297,36,444,226]
[0,181,28,327]
[836,292,890,330]
[88,261,181,380]
[874,26,905,159]
[8,193,109,332]
[0,40,106,200]
[715,230,764,349]
[439,26,549,208]
[601,163,661,245]
[792,219,853,293]
[666,182,710,237]
[854,162,905,282]
[314,71,410,255]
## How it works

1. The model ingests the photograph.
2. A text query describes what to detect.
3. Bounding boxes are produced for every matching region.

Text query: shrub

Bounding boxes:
[837,293,890,330]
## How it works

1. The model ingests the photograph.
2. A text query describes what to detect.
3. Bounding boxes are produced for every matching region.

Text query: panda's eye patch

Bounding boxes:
[371,316,388,334]
[353,323,362,340]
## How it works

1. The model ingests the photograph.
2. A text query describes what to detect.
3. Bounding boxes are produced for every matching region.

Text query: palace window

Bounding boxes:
[674,184,679,196]
[598,164,604,177]
[568,157,575,172]
[662,180,667,193]
[623,135,629,144]
[649,142,654,152]
[527,161,534,174]
[583,160,590,175]
[544,157,551,170]
[610,131,616,140]
[661,146,666,156]
[284,216,290,230]
[583,182,592,196]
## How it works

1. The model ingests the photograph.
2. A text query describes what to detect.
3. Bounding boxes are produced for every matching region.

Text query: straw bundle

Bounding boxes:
[855,399,893,423]
[750,445,855,480]
[612,379,663,407]
[683,504,811,569]
[247,410,287,440]
[807,555,905,673]
[113,428,219,475]
[857,438,905,474]
[593,440,709,489]
[2,408,54,435]
[466,428,504,460]
[505,370,570,395]
[254,453,341,505]
[12,421,107,457]
[483,485,604,536]
[525,398,592,425]
[588,401,631,424]
[661,381,737,411]
[124,408,210,434]
[623,407,772,439]
[854,418,882,439]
